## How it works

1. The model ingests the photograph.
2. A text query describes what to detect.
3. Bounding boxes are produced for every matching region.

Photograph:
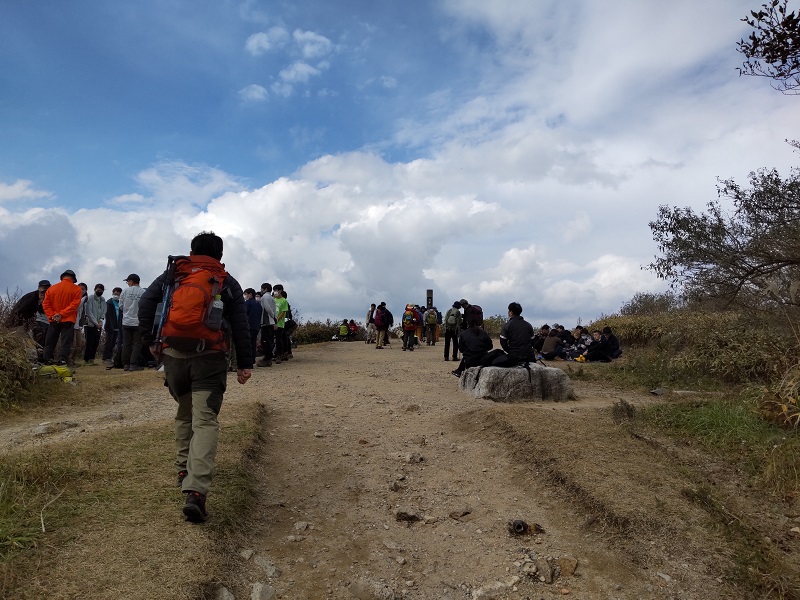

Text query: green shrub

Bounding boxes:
[591,310,795,386]
[0,330,35,406]
[292,319,341,345]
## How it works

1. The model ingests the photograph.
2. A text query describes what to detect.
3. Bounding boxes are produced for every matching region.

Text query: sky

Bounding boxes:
[1,0,799,326]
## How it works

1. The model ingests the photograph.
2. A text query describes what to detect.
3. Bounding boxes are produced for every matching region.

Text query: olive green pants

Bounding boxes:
[163,352,227,496]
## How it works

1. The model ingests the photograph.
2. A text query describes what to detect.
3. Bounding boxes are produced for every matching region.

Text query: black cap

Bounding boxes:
[453,301,461,308]
[125,274,140,283]
[38,280,51,288]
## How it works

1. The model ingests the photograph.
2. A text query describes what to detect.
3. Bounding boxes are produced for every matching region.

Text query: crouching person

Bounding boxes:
[139,231,253,523]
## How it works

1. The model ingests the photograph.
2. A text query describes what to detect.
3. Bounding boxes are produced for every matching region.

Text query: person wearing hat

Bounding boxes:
[41,270,83,364]
[442,301,463,361]
[81,283,106,365]
[120,273,147,371]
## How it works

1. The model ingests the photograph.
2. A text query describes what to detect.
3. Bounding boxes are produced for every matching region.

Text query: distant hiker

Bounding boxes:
[459,299,483,330]
[401,303,418,351]
[138,231,253,523]
[442,301,462,362]
[257,282,276,367]
[244,288,261,361]
[70,282,88,365]
[339,319,349,339]
[424,306,438,346]
[82,283,105,365]
[273,284,289,363]
[452,316,493,377]
[120,274,146,371]
[42,270,82,365]
[374,303,389,349]
[102,287,122,364]
[365,303,377,344]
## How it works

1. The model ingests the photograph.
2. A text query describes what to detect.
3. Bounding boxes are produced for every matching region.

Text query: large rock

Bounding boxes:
[458,364,574,402]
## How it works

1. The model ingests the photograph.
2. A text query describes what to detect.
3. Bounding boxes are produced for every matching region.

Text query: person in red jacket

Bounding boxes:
[42,269,83,365]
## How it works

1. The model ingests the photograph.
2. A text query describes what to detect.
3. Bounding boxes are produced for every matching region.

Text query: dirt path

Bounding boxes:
[3,340,770,599]
[225,341,740,599]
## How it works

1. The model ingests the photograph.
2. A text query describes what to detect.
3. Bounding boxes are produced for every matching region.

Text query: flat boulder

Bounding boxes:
[458,364,574,402]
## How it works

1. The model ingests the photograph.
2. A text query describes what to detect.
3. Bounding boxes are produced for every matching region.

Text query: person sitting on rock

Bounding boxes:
[452,316,493,377]
[491,302,536,367]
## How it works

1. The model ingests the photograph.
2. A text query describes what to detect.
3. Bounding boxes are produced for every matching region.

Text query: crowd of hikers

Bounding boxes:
[360,299,622,376]
[4,233,621,525]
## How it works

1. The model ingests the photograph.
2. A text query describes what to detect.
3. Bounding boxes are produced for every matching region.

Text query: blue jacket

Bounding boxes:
[245,297,262,332]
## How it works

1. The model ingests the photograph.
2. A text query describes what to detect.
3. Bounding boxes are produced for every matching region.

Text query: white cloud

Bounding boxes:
[279,61,321,83]
[238,83,269,102]
[244,27,290,56]
[381,75,397,89]
[0,179,53,203]
[292,29,333,59]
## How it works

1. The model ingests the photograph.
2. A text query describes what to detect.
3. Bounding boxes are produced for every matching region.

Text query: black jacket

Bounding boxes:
[138,262,253,369]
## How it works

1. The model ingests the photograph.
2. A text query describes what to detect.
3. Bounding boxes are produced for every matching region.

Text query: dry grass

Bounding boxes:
[0,396,264,599]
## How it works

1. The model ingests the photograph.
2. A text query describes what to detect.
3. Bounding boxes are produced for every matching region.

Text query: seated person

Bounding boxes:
[492,302,536,367]
[556,324,575,345]
[452,317,493,377]
[532,324,550,353]
[338,319,349,340]
[602,326,622,358]
[583,330,612,362]
[541,329,567,360]
[347,319,358,340]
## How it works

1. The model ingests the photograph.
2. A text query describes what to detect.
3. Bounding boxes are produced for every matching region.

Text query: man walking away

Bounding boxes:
[138,231,253,523]
[443,301,462,361]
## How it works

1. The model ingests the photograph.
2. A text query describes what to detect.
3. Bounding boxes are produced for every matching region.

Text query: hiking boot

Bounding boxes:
[127,365,144,372]
[375,346,383,349]
[256,359,272,367]
[274,357,282,364]
[183,491,207,523]
[451,370,462,378]
[176,470,188,487]
[444,357,449,361]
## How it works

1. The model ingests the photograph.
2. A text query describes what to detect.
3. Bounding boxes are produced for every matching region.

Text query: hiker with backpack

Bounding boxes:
[442,301,462,362]
[401,304,418,351]
[459,299,484,330]
[423,306,438,346]
[138,231,253,523]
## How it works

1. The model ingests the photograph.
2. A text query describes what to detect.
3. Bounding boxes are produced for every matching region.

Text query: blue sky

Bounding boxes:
[2,0,799,325]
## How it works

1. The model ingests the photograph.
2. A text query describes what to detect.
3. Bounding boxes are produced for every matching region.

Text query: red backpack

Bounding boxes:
[161,256,229,352]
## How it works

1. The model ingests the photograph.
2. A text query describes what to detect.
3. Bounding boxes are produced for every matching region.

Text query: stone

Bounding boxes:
[395,507,421,522]
[251,582,276,600]
[349,577,397,599]
[537,557,554,584]
[253,554,282,577]
[459,365,574,402]
[472,577,521,599]
[558,555,578,577]
[215,585,236,600]
[240,548,254,560]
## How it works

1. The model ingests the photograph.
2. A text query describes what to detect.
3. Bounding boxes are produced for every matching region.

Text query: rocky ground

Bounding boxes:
[5,338,797,599]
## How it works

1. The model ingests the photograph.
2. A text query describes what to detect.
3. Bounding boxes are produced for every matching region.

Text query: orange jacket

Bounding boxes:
[42,277,83,323]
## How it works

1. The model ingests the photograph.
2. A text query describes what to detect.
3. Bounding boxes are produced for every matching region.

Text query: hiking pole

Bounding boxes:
[152,255,178,356]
